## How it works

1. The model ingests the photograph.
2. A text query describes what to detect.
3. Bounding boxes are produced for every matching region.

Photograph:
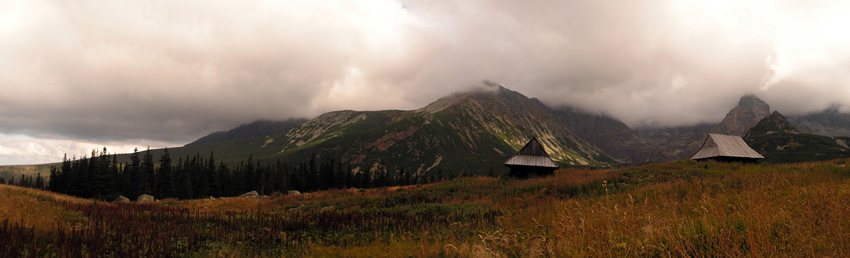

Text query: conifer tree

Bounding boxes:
[217,162,232,197]
[48,165,58,192]
[207,152,221,197]
[175,156,192,199]
[307,154,317,191]
[59,154,72,193]
[35,173,45,190]
[156,148,175,198]
[244,154,255,192]
[128,148,142,199]
[142,147,155,195]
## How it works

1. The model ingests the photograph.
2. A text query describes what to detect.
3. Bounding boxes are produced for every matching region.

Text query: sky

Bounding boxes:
[2,0,850,165]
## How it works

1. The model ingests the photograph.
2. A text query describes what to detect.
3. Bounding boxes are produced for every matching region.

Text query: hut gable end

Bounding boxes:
[691,133,764,162]
[505,137,559,178]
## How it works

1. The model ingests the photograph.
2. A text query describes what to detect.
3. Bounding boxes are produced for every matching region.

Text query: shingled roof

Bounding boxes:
[504,137,559,168]
[691,133,764,160]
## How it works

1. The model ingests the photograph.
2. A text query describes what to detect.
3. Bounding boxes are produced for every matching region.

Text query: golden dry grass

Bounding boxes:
[3,159,850,257]
[0,184,92,231]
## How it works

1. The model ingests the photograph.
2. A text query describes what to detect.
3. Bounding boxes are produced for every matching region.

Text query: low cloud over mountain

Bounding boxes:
[2,0,850,164]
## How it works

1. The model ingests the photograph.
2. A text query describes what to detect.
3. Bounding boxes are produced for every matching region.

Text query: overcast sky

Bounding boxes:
[2,0,850,165]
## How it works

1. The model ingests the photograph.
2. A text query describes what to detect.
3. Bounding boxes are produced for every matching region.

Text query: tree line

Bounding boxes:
[8,147,454,201]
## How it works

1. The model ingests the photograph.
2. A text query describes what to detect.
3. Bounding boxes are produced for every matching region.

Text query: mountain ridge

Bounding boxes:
[745,111,850,163]
[186,118,308,146]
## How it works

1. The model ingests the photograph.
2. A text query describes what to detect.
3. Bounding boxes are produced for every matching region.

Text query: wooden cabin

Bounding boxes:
[690,133,764,163]
[504,137,559,178]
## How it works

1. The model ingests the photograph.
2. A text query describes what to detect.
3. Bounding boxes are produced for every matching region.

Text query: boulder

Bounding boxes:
[240,191,259,198]
[113,195,130,203]
[321,206,335,212]
[288,204,305,211]
[287,190,301,196]
[137,194,155,203]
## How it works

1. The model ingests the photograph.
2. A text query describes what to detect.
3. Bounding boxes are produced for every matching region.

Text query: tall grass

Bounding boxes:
[3,159,850,257]
[471,159,850,257]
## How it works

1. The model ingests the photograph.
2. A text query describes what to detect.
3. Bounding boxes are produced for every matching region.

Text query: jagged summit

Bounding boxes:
[711,94,771,136]
[744,111,800,139]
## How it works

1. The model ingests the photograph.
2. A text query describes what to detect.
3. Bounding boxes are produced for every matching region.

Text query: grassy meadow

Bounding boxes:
[2,159,850,257]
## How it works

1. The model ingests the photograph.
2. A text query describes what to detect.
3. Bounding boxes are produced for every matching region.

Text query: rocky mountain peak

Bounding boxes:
[763,111,800,134]
[711,94,770,136]
[744,110,800,140]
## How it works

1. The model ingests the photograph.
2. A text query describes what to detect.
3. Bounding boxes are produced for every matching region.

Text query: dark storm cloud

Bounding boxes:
[2,0,850,164]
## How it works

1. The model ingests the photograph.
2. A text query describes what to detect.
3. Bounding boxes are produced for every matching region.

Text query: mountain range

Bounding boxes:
[3,81,850,180]
[745,111,850,163]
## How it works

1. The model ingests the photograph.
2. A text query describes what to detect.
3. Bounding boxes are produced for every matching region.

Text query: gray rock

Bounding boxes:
[321,206,335,212]
[240,191,259,198]
[113,195,130,203]
[137,194,155,203]
[209,196,216,200]
[289,204,305,211]
[287,190,301,196]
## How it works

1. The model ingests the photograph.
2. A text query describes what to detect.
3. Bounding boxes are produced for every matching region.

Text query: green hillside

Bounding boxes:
[2,84,614,183]
[745,111,850,163]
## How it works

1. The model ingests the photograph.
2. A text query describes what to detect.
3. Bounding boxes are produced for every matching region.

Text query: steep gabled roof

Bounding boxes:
[504,137,559,168]
[691,133,764,160]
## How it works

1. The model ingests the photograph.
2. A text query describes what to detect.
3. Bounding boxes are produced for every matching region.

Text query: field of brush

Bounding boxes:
[3,159,850,257]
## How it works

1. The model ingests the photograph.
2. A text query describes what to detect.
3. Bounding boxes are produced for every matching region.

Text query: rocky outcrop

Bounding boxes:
[137,194,155,203]
[240,191,259,198]
[113,196,130,203]
[287,190,301,196]
[711,95,771,136]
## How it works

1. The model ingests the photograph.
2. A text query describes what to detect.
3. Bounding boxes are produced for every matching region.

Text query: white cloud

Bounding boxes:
[3,0,850,164]
[0,133,174,165]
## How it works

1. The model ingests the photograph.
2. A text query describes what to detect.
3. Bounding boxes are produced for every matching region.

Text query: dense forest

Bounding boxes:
[3,147,460,201]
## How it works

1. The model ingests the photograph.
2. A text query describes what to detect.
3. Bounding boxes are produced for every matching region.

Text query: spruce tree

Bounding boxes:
[128,148,142,199]
[217,162,232,197]
[207,152,221,197]
[35,173,45,190]
[243,154,255,192]
[142,147,155,195]
[59,154,72,193]
[48,166,58,192]
[156,148,175,198]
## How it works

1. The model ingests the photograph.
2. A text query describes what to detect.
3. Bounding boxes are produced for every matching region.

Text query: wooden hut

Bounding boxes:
[690,133,764,163]
[504,137,559,178]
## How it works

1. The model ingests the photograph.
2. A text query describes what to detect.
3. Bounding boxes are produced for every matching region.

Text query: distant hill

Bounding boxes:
[238,82,614,177]
[11,88,850,183]
[632,123,715,161]
[551,107,665,163]
[186,119,307,146]
[72,82,612,179]
[745,111,850,163]
[561,94,770,163]
[788,106,850,137]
